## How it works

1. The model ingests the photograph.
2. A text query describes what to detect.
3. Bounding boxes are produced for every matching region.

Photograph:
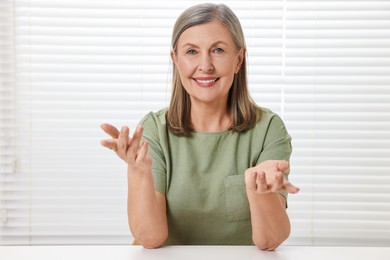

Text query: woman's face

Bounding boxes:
[171,20,245,107]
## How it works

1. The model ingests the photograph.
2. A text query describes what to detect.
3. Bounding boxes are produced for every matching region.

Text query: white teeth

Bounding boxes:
[196,79,217,84]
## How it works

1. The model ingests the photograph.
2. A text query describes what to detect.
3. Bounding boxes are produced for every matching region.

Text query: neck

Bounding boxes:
[190,101,231,133]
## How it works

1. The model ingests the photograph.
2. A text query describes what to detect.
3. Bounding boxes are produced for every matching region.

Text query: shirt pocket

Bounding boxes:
[224,174,251,222]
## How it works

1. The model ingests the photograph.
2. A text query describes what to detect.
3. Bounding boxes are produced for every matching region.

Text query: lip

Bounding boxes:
[193,77,220,88]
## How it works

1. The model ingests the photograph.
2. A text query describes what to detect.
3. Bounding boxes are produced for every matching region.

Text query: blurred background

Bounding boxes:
[0,0,389,246]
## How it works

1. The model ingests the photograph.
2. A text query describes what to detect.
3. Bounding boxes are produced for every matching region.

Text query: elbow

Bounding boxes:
[253,239,282,251]
[140,238,166,249]
[253,228,290,251]
[141,242,163,249]
[137,230,168,249]
[129,219,168,249]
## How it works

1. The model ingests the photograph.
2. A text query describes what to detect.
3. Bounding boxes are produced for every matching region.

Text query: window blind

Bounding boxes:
[0,0,389,246]
[0,0,17,245]
[284,0,390,246]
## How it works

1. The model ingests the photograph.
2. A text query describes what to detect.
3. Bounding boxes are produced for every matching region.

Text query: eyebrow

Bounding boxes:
[181,40,229,49]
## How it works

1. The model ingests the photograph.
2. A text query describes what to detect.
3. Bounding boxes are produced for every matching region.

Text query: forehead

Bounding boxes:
[177,20,235,47]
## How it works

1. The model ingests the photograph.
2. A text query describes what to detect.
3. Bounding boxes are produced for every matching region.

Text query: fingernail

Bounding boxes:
[137,125,143,132]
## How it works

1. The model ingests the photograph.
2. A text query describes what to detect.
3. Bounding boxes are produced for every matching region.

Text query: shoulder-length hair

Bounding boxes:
[167,3,260,136]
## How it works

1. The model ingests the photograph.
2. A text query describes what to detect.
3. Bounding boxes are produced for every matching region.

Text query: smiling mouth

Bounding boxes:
[193,78,220,87]
[195,78,218,84]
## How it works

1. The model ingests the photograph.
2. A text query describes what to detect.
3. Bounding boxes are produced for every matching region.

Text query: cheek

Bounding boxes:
[215,58,237,75]
[177,59,196,76]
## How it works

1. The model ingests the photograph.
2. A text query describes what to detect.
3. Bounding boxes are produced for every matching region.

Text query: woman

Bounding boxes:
[100,3,299,250]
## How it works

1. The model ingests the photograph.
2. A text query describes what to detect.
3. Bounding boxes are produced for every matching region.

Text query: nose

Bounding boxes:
[198,53,214,72]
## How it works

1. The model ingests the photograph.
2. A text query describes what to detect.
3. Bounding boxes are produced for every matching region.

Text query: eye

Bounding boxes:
[186,49,197,55]
[213,48,224,54]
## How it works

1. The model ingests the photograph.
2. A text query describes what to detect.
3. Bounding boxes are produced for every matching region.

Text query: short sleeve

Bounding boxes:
[139,112,167,194]
[256,114,292,163]
[256,113,292,203]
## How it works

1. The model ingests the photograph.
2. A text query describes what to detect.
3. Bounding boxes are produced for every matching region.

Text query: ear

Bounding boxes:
[235,47,246,73]
[170,50,178,66]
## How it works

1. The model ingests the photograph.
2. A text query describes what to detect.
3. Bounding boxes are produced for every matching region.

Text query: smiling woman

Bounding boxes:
[167,4,257,136]
[2,0,390,248]
[100,3,299,250]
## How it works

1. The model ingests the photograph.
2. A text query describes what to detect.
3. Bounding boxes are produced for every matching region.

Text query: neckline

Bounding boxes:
[192,128,233,136]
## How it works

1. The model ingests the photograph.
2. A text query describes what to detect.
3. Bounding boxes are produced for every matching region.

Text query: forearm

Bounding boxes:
[247,191,291,250]
[127,167,168,248]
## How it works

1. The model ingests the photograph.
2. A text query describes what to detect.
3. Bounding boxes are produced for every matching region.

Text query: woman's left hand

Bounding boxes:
[244,160,300,194]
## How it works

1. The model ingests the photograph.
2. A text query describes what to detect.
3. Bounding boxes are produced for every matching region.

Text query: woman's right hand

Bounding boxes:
[101,124,167,247]
[100,124,152,174]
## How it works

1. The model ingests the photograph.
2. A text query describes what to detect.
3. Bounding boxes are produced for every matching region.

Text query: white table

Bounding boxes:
[0,245,389,260]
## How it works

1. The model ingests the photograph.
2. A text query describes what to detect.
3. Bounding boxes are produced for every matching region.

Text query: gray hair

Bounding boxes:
[171,3,245,52]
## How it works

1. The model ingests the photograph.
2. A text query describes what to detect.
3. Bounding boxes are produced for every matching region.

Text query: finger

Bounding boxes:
[256,171,268,193]
[282,182,300,194]
[271,172,284,193]
[100,139,118,151]
[117,126,130,158]
[128,125,143,158]
[100,123,120,139]
[245,170,257,191]
[136,141,149,163]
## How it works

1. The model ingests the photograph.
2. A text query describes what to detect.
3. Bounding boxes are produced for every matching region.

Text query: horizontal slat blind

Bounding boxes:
[0,0,17,245]
[0,0,389,246]
[284,0,390,246]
